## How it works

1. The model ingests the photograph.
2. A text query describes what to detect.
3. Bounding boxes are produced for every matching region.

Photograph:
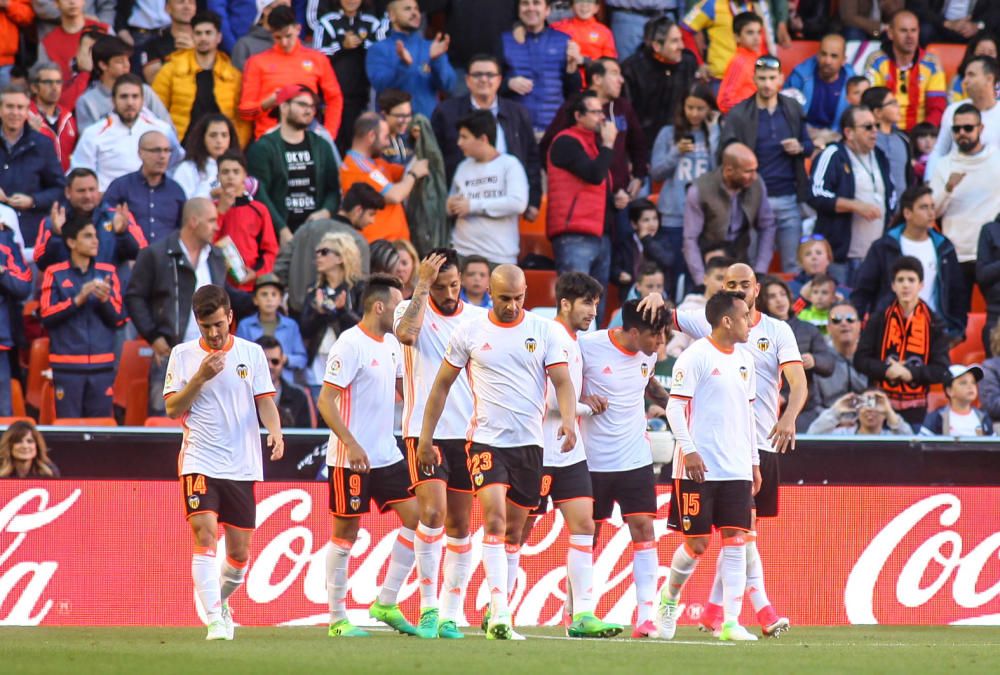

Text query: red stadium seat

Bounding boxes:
[520,232,554,260]
[0,416,33,426]
[519,193,547,238]
[26,337,50,412]
[144,416,183,427]
[524,269,557,309]
[927,43,965,80]
[927,390,948,413]
[38,380,56,425]
[123,380,150,427]
[962,350,985,366]
[10,379,25,418]
[778,40,819,76]
[52,417,118,427]
[972,285,986,313]
[602,284,622,327]
[950,313,986,365]
[113,339,152,412]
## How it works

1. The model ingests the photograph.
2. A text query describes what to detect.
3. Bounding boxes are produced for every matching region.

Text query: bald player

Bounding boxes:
[418,264,579,640]
[661,262,806,638]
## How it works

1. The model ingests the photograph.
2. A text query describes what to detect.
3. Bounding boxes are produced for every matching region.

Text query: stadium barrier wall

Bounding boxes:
[2,481,998,627]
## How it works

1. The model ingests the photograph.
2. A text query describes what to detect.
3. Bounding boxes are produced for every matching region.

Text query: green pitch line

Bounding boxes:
[1,626,999,674]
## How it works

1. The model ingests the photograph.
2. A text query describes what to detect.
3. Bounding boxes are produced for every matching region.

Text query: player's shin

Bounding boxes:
[415,523,445,610]
[745,532,779,626]
[327,537,353,623]
[720,535,748,624]
[567,534,594,615]
[482,534,509,614]
[378,528,416,606]
[631,540,658,624]
[699,551,724,631]
[662,541,700,603]
[440,535,473,621]
[505,543,521,604]
[220,556,248,603]
[193,546,223,623]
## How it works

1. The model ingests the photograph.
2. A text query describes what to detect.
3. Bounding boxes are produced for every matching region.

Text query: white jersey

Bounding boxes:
[394,298,487,440]
[543,320,586,467]
[164,335,275,481]
[675,309,802,452]
[323,325,404,469]
[445,310,569,448]
[669,337,756,481]
[579,329,658,473]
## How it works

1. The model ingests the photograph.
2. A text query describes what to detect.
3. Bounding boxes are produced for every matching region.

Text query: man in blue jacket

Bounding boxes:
[0,217,32,416]
[784,33,853,144]
[366,0,455,119]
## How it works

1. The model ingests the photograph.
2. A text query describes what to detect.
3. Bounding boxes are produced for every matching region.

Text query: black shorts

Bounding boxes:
[329,460,414,517]
[181,473,256,530]
[591,465,657,521]
[754,451,780,518]
[531,460,594,516]
[668,479,753,537]
[404,438,474,493]
[467,442,543,510]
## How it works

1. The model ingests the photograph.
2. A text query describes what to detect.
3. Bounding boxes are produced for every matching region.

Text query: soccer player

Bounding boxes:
[317,273,421,638]
[579,299,669,638]
[658,291,759,642]
[418,264,578,640]
[670,262,805,637]
[516,272,623,639]
[163,284,285,641]
[394,248,487,639]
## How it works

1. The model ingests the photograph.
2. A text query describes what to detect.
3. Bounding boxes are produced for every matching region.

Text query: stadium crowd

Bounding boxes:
[3,0,1000,448]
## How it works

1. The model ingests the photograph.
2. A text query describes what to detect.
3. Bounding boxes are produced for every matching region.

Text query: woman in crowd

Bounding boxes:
[171,114,241,199]
[949,31,999,104]
[0,420,60,478]
[369,239,402,276]
[393,239,419,299]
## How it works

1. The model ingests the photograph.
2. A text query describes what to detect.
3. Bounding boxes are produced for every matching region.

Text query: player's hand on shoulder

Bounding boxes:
[346,441,371,474]
[268,433,284,460]
[684,451,707,482]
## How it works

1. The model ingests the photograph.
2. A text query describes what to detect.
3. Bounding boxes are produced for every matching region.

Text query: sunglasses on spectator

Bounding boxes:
[830,315,858,324]
[468,72,500,80]
[853,123,876,131]
[315,248,334,257]
[268,358,282,366]
[799,234,826,243]
[754,56,781,71]
[951,124,978,134]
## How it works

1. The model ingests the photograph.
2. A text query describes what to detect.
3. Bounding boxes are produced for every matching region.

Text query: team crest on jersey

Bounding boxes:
[756,337,770,352]
[237,364,249,379]
[104,221,113,232]
[55,386,64,401]
[682,516,691,531]
[673,369,684,386]
[303,59,314,70]
[739,366,749,381]
[165,371,173,387]
[473,473,484,487]
[187,494,200,510]
[350,496,361,511]
[641,363,649,378]
[524,338,537,353]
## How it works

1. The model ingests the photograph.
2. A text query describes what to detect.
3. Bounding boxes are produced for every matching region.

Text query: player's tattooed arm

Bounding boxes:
[395,253,447,345]
[645,376,669,408]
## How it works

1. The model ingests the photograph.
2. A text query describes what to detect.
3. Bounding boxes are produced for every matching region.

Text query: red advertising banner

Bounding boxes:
[1,481,999,627]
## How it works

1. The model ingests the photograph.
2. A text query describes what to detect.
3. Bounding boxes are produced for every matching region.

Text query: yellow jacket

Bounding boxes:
[152,49,250,147]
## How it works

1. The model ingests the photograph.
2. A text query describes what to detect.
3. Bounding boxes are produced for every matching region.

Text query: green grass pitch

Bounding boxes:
[3,626,1000,674]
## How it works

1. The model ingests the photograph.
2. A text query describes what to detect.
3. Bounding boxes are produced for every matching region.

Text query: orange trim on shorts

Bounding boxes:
[218,521,255,532]
[329,508,364,518]
[226,556,249,569]
[553,496,596,505]
[505,497,535,511]
[623,511,658,518]
[185,509,218,521]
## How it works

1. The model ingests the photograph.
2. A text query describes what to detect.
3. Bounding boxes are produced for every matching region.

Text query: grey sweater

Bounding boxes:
[75,82,174,133]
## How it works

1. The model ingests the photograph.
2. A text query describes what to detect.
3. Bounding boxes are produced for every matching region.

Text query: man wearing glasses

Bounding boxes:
[814,301,868,411]
[27,62,77,171]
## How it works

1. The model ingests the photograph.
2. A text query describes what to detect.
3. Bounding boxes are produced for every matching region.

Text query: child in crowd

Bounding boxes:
[920,365,994,436]
[845,75,870,105]
[553,0,617,67]
[717,12,767,114]
[789,235,849,313]
[214,151,279,292]
[796,273,837,334]
[235,274,309,385]
[910,122,938,181]
[608,263,665,329]
[459,254,492,308]
[611,199,672,297]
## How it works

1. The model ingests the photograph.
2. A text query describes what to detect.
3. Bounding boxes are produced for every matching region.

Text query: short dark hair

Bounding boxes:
[91,35,132,76]
[266,4,297,30]
[891,255,924,282]
[461,255,490,274]
[67,167,98,185]
[846,75,870,90]
[353,111,382,140]
[811,273,837,290]
[466,53,500,71]
[900,183,933,212]
[967,55,1000,82]
[457,109,497,147]
[362,272,404,311]
[62,215,95,242]
[426,247,460,274]
[861,85,893,111]
[909,121,938,142]
[191,9,222,31]
[644,16,677,44]
[555,272,603,306]
[830,300,859,316]
[705,255,736,275]
[953,102,981,123]
[255,335,282,353]
[705,291,747,328]
[192,285,231,319]
[216,149,247,171]
[111,73,144,98]
[621,298,668,333]
[585,56,618,83]
[839,104,872,131]
[376,88,411,113]
[342,182,386,212]
[628,198,658,225]
[571,90,601,117]
[732,11,763,36]
[636,262,663,284]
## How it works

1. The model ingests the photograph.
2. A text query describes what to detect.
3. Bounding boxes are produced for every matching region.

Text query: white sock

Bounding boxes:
[482,535,508,614]
[632,542,658,624]
[721,535,748,624]
[662,542,700,603]
[414,523,444,611]
[327,537,352,623]
[192,549,222,623]
[220,557,248,603]
[708,549,724,605]
[377,527,416,606]
[440,536,472,622]
[505,544,521,604]
[567,534,594,615]
[745,536,770,612]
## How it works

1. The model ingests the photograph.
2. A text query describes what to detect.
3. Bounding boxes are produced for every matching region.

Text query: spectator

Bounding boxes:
[681,0,774,82]
[248,85,342,243]
[37,0,111,84]
[459,253,492,308]
[907,0,1000,44]
[977,217,1000,357]
[845,75,870,106]
[622,16,698,149]
[39,216,125,419]
[34,168,146,272]
[0,421,60,478]
[170,113,238,199]
[114,0,171,54]
[392,238,418,299]
[447,110,529,265]
[795,272,836,335]
[921,364,993,436]
[814,300,869,411]
[758,274,835,431]
[152,10,249,148]
[215,151,279,291]
[716,12,766,115]
[720,54,812,273]
[254,334,313,428]
[785,33,853,147]
[910,120,938,181]
[368,237,400,275]
[340,112,429,243]
[607,261,665,329]
[853,184,966,341]
[682,142,776,285]
[611,198,673,296]
[432,0,519,91]
[431,54,542,220]
[0,1,32,89]
[0,211,30,415]
[929,103,1000,307]
[552,0,618,69]
[300,231,364,390]
[650,82,719,290]
[0,84,67,247]
[236,275,308,382]
[239,4,344,141]
[27,62,78,172]
[926,56,1000,181]
[137,0,197,83]
[500,0,584,134]
[807,390,913,435]
[855,255,950,426]
[365,0,455,119]
[839,0,896,42]
[230,0,290,70]
[864,10,946,132]
[377,88,416,166]
[947,31,998,104]
[809,105,895,287]
[981,323,1000,413]
[606,2,680,62]
[273,182,378,316]
[666,254,731,357]
[99,130,186,243]
[863,85,913,197]
[74,36,173,132]
[787,235,848,312]
[57,28,103,113]
[310,0,386,154]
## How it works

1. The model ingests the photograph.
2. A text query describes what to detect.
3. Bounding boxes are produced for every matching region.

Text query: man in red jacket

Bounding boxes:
[28,62,79,171]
